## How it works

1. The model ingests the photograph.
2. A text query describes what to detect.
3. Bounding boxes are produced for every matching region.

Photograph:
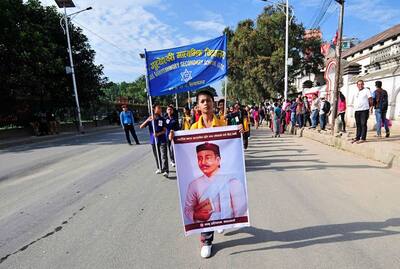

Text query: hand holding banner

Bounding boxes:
[173,126,250,236]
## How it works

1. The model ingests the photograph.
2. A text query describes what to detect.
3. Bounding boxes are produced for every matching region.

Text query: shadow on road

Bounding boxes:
[0,129,150,153]
[213,218,400,255]
[244,132,386,172]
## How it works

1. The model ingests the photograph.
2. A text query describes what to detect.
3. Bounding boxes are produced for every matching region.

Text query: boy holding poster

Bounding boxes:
[171,89,249,258]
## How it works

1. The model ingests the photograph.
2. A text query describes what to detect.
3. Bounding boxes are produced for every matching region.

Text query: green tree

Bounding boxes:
[226,4,323,102]
[0,0,107,124]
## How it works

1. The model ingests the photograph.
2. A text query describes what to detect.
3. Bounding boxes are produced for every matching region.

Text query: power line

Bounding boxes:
[309,0,334,29]
[319,5,338,27]
[307,0,328,28]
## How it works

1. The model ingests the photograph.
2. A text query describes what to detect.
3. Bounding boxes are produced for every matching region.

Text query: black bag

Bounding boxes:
[323,101,331,113]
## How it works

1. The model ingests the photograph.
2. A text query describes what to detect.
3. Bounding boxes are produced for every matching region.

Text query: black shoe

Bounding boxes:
[386,132,390,138]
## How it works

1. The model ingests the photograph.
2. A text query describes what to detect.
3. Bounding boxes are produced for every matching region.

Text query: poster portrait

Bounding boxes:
[173,125,250,236]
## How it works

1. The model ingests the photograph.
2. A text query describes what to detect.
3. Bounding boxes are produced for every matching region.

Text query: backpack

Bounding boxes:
[323,101,331,113]
[380,90,389,111]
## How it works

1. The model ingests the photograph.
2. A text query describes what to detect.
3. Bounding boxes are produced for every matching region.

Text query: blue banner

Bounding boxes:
[145,35,227,97]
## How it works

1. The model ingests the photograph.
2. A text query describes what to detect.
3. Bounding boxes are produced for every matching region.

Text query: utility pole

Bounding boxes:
[284,0,289,101]
[261,0,291,101]
[331,0,345,135]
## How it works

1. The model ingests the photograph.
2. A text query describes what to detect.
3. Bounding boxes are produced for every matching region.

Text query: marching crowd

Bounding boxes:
[117,80,392,259]
[119,79,393,177]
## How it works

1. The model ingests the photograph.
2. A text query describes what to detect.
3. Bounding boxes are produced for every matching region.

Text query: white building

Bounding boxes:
[341,24,400,125]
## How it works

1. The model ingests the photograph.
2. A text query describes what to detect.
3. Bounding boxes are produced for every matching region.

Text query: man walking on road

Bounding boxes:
[373,81,390,138]
[120,105,140,145]
[352,80,373,144]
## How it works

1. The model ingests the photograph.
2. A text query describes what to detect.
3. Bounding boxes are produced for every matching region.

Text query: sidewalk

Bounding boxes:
[300,126,400,169]
[0,124,120,149]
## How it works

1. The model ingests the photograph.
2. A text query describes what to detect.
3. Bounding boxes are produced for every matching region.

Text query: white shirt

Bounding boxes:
[184,172,247,223]
[354,88,371,111]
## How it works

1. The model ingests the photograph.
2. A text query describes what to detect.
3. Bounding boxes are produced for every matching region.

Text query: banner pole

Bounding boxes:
[187,91,191,109]
[144,51,161,171]
[224,76,228,116]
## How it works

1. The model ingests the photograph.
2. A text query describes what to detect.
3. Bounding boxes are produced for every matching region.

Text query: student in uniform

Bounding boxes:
[169,90,228,258]
[165,105,179,167]
[226,102,250,149]
[140,103,169,177]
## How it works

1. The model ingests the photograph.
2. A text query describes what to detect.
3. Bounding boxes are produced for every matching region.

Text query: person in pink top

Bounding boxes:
[338,91,347,132]
[184,142,247,223]
[253,107,260,129]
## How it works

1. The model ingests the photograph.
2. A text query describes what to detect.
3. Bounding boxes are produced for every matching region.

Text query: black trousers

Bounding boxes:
[339,112,346,132]
[243,132,249,149]
[123,124,139,144]
[167,140,175,163]
[355,110,369,141]
[201,231,214,246]
[152,142,168,173]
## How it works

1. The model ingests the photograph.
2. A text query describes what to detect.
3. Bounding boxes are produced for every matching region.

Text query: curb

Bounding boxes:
[300,128,400,169]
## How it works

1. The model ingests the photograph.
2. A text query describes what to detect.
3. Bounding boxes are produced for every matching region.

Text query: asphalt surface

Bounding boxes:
[1,126,400,269]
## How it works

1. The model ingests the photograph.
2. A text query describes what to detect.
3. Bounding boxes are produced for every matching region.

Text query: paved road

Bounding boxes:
[1,127,400,269]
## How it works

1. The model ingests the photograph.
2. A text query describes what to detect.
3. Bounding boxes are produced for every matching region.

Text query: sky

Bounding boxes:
[38,0,400,86]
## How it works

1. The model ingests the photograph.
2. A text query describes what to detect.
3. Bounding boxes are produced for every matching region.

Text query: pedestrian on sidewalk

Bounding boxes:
[319,95,331,131]
[273,102,282,137]
[303,96,311,127]
[290,99,297,134]
[253,106,260,129]
[259,106,265,126]
[120,105,140,145]
[285,105,291,133]
[352,80,373,144]
[165,105,179,167]
[140,103,169,177]
[296,96,305,128]
[338,91,347,132]
[310,93,320,128]
[373,81,390,138]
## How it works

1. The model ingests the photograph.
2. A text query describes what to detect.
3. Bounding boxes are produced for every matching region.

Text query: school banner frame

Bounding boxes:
[144,35,227,97]
[173,126,250,236]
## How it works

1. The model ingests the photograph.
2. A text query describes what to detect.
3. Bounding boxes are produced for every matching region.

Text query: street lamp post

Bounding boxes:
[261,0,291,101]
[55,0,92,133]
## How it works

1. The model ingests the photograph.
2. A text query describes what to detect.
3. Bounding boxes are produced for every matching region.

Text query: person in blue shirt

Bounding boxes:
[119,105,140,145]
[273,103,282,137]
[140,103,169,178]
[165,105,179,167]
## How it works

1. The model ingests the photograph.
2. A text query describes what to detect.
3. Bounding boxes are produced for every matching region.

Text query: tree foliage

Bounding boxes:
[0,0,107,122]
[226,5,324,103]
[101,76,218,108]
